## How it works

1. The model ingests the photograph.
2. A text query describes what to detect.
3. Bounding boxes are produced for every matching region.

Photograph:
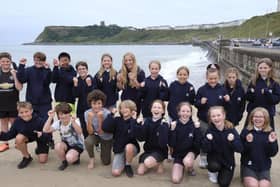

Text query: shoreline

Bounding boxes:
[22,42,192,46]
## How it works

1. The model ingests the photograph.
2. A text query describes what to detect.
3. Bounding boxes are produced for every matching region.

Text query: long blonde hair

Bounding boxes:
[208,106,233,129]
[247,107,272,132]
[97,53,117,82]
[120,52,138,88]
[252,58,275,87]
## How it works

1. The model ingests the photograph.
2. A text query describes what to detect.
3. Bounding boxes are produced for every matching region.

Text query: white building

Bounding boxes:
[174,25,200,30]
[144,25,173,30]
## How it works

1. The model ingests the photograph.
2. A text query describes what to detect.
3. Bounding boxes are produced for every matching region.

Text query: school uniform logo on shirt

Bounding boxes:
[237,97,241,101]
[189,133,193,138]
[269,89,272,93]
[248,160,252,165]
[186,92,189,97]
[156,132,159,136]
[159,81,166,87]
[128,129,131,134]
[9,75,14,81]
[219,95,223,99]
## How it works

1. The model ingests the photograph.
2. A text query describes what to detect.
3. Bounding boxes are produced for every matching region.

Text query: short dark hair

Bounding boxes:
[33,52,46,61]
[58,52,71,61]
[55,102,72,114]
[87,90,107,106]
[0,52,11,60]
[75,61,88,70]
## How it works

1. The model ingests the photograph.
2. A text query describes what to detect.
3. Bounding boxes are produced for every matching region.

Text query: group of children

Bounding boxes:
[0,51,278,187]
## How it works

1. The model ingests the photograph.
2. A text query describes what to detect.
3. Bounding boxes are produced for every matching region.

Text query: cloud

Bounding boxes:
[0,0,277,44]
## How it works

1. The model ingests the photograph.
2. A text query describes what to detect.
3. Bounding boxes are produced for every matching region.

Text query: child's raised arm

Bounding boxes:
[266,131,278,157]
[43,110,56,133]
[86,111,95,135]
[97,111,104,134]
[102,114,116,133]
[11,68,23,91]
[71,117,83,135]
[16,58,28,83]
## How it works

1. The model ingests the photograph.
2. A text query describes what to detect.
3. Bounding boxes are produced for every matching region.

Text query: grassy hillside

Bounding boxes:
[33,12,280,44]
[220,12,280,39]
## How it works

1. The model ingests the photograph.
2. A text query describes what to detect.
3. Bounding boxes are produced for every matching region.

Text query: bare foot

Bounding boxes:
[156,164,164,174]
[87,158,95,169]
[137,164,147,175]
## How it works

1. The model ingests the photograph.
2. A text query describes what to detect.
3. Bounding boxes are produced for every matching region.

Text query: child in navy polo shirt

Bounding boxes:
[241,107,278,187]
[168,66,195,121]
[169,102,202,184]
[73,61,94,138]
[245,58,280,129]
[223,67,245,126]
[16,52,52,121]
[102,100,140,178]
[117,52,145,115]
[139,60,168,118]
[52,52,77,108]
[93,53,118,109]
[202,106,243,186]
[135,100,169,175]
[195,67,230,168]
[0,102,50,169]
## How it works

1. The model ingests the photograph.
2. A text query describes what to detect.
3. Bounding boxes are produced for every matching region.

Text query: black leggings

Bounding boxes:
[208,159,234,187]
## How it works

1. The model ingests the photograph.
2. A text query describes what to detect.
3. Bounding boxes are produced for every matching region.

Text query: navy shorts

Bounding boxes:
[63,141,84,154]
[34,140,49,155]
[139,151,165,163]
[241,166,271,181]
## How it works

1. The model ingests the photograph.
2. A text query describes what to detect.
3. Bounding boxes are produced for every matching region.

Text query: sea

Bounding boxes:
[0,44,211,100]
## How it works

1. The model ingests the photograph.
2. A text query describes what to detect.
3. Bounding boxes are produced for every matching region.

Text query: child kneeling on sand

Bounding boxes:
[0,101,51,169]
[102,100,140,178]
[43,102,84,170]
[84,90,113,169]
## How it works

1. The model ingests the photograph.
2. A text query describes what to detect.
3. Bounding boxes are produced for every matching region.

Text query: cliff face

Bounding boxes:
[33,12,280,44]
[35,25,123,43]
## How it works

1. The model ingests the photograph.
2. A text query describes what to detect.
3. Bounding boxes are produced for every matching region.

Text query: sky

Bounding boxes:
[0,0,277,44]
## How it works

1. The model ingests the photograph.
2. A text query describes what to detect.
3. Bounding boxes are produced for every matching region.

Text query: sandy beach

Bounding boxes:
[0,112,279,187]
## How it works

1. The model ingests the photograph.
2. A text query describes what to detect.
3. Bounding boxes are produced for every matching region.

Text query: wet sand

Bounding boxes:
[0,112,279,187]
